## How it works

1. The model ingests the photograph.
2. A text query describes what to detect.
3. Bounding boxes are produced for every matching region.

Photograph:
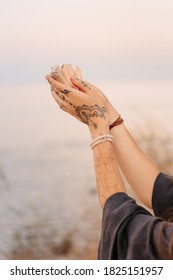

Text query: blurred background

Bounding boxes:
[0,0,173,259]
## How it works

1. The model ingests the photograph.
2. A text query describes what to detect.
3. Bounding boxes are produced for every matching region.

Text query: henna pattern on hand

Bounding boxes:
[64,98,75,108]
[81,81,91,90]
[75,104,106,129]
[95,145,119,204]
[54,90,61,97]
[54,89,73,106]
[60,89,71,94]
[53,89,106,128]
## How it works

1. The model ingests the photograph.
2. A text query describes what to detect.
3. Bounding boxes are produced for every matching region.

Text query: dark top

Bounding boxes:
[98,173,173,260]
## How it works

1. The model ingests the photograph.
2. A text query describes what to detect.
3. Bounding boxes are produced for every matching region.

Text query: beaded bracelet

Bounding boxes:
[109,115,124,130]
[90,134,113,150]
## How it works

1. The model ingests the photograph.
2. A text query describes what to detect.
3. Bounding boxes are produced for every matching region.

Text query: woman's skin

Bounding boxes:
[45,73,126,208]
[45,64,160,209]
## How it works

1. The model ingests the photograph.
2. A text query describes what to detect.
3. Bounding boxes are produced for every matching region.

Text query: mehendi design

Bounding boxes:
[60,89,71,94]
[75,104,106,129]
[64,99,76,108]
[94,146,119,204]
[54,89,75,107]
[55,90,61,97]
[53,88,106,129]
[82,81,91,90]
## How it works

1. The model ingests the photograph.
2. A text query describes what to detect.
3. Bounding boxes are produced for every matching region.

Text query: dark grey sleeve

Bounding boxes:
[98,192,155,260]
[98,192,173,260]
[152,173,173,218]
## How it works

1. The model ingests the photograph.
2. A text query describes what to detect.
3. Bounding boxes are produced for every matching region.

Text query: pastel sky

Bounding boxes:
[0,0,173,83]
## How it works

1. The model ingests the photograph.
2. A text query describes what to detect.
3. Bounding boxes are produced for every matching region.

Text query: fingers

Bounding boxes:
[50,65,71,86]
[46,64,91,101]
[51,87,66,111]
[70,76,91,93]
[50,64,85,92]
[61,64,74,85]
[74,65,83,80]
[61,64,82,81]
[46,75,73,97]
[61,64,81,90]
[45,75,80,102]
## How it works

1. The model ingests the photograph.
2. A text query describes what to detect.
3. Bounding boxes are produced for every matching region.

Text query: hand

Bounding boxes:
[72,77,119,125]
[58,64,120,125]
[50,64,83,88]
[60,64,83,85]
[45,74,109,137]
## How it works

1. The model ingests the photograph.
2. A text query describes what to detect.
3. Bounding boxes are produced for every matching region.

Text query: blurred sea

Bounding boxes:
[0,80,173,259]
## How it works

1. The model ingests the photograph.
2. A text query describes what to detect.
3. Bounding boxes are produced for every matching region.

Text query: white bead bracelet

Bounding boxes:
[90,134,113,150]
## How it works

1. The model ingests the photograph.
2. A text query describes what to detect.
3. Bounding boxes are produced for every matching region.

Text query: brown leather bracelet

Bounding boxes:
[109,115,124,130]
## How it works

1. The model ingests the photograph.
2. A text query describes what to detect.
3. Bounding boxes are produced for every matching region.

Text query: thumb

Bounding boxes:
[70,76,91,93]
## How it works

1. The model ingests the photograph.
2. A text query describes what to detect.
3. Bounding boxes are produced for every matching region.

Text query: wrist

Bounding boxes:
[89,119,109,139]
[107,103,119,125]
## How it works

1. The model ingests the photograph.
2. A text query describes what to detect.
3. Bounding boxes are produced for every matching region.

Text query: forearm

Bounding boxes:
[90,124,126,208]
[46,64,158,209]
[110,119,160,208]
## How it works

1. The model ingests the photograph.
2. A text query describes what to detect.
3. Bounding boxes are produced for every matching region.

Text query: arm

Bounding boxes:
[110,117,160,209]
[89,121,126,208]
[46,74,126,208]
[68,74,160,209]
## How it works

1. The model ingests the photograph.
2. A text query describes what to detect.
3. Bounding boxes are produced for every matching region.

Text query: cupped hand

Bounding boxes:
[50,64,83,88]
[58,64,119,124]
[45,74,109,134]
